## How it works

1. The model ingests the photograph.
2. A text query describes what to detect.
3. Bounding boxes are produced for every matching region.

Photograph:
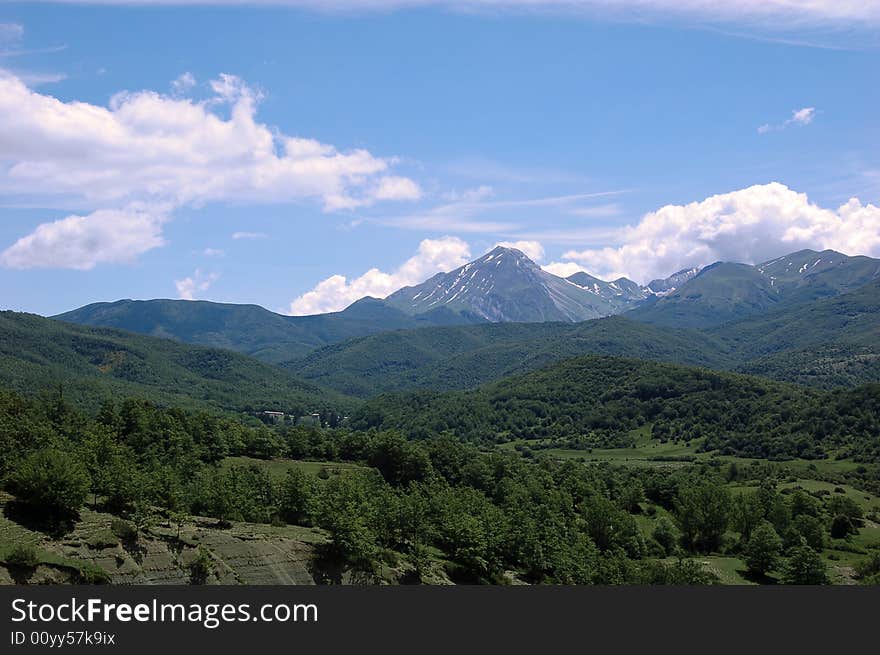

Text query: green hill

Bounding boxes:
[54,297,482,364]
[0,311,353,414]
[282,315,731,397]
[715,277,880,388]
[628,262,780,328]
[630,250,880,328]
[350,355,880,462]
[285,277,880,397]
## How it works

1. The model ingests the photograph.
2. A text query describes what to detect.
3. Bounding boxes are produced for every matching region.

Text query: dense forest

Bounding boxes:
[351,356,880,462]
[0,311,353,415]
[3,385,878,585]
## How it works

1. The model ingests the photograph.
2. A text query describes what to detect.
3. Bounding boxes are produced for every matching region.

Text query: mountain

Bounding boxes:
[282,315,731,398]
[565,272,649,311]
[629,250,880,328]
[54,248,880,374]
[55,296,481,364]
[385,246,620,322]
[0,311,353,414]
[714,276,880,388]
[646,267,701,295]
[755,249,880,303]
[629,262,779,328]
[285,270,880,397]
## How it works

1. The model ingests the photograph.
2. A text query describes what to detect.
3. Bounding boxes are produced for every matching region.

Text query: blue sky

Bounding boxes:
[1,2,879,315]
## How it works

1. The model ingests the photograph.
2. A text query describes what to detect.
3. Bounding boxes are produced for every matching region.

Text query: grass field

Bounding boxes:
[221,456,366,480]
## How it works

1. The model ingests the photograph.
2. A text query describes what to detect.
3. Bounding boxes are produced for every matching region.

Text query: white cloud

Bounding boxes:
[0,70,409,209]
[493,240,544,262]
[0,70,419,269]
[14,71,67,86]
[231,231,268,240]
[171,71,196,95]
[758,107,817,134]
[175,268,220,300]
[371,176,422,201]
[790,107,816,125]
[567,203,622,218]
[202,247,225,257]
[561,182,880,283]
[0,205,167,270]
[288,236,471,315]
[542,261,585,278]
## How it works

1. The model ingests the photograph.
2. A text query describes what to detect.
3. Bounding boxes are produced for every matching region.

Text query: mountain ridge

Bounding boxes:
[384,246,620,322]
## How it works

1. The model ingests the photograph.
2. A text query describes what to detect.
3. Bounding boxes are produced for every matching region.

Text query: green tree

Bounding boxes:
[782,543,828,585]
[830,514,855,539]
[675,479,731,552]
[732,492,764,541]
[744,521,782,577]
[8,448,89,521]
[619,480,645,514]
[793,514,825,551]
[652,516,680,556]
[278,468,315,525]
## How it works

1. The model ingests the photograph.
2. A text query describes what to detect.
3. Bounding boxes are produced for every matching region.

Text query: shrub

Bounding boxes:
[86,530,119,549]
[854,552,880,584]
[5,543,40,568]
[189,546,214,585]
[652,517,680,556]
[110,518,138,542]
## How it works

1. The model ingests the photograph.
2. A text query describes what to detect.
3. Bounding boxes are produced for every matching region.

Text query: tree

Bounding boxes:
[793,514,825,551]
[8,448,89,521]
[827,496,863,525]
[782,543,828,585]
[652,517,680,556]
[169,509,189,542]
[675,479,731,552]
[278,468,315,525]
[744,521,782,577]
[732,492,764,542]
[830,514,855,540]
[620,480,645,514]
[130,501,157,541]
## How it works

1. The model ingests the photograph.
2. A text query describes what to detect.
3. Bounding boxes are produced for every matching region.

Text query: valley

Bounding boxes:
[1,245,879,586]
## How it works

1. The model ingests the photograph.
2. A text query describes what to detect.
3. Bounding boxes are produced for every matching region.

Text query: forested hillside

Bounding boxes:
[0,311,352,415]
[4,385,877,586]
[285,278,880,396]
[283,316,731,397]
[351,356,880,462]
[54,297,482,363]
[716,278,880,388]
